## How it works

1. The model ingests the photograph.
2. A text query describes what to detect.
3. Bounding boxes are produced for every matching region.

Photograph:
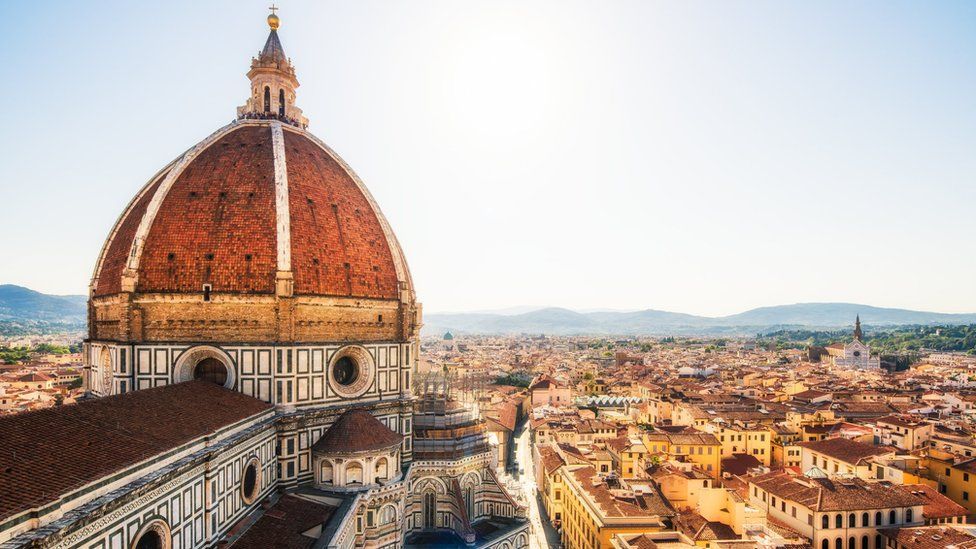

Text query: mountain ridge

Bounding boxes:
[0,284,86,323]
[4,285,975,337]
[424,303,976,336]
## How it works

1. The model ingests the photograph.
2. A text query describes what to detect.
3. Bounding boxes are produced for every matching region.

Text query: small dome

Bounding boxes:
[312,409,402,455]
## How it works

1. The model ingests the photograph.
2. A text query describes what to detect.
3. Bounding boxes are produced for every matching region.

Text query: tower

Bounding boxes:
[236,8,308,128]
[854,315,863,342]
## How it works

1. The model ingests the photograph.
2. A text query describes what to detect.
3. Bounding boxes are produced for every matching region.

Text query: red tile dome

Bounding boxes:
[312,408,403,455]
[91,121,412,301]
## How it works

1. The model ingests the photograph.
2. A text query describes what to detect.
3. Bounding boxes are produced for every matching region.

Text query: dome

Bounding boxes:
[312,408,403,455]
[86,14,420,346]
[91,121,410,300]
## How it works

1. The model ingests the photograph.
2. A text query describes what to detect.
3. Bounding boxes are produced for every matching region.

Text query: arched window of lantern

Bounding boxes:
[279,89,285,116]
[263,86,271,112]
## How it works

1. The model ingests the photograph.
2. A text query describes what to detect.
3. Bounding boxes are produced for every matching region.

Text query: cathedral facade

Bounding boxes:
[824,316,881,370]
[0,12,527,549]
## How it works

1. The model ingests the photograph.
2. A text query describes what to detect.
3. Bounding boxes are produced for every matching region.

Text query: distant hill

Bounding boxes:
[423,303,976,336]
[0,285,86,323]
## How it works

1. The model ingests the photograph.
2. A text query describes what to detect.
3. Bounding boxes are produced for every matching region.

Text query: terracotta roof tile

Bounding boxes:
[311,409,402,455]
[231,494,337,549]
[0,381,271,520]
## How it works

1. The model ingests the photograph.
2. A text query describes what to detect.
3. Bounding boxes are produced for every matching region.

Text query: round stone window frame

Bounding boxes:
[241,455,262,504]
[174,345,236,390]
[130,517,172,549]
[327,346,375,399]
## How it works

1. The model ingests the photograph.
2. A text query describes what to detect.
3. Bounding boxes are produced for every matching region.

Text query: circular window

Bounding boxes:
[194,358,228,385]
[327,346,375,399]
[242,458,261,504]
[333,356,359,386]
[853,351,861,357]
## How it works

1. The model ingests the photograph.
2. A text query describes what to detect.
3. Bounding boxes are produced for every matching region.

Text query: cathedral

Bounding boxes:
[824,316,881,370]
[0,12,527,549]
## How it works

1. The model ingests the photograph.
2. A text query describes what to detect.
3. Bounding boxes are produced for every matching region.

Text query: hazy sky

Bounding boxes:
[1,1,974,316]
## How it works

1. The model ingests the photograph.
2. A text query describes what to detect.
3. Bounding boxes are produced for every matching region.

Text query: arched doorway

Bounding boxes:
[193,358,228,385]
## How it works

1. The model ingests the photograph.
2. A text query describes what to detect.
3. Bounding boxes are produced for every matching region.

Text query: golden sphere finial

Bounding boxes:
[267,5,280,30]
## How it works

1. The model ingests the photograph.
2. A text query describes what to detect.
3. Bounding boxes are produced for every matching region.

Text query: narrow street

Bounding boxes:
[514,420,561,549]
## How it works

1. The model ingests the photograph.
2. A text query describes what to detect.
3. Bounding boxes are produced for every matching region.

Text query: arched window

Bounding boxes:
[835,537,842,549]
[848,514,856,527]
[906,509,913,523]
[135,530,163,549]
[822,515,830,529]
[875,512,882,526]
[821,540,829,549]
[263,86,271,112]
[848,537,855,549]
[278,89,285,117]
[423,491,436,529]
[875,535,882,549]
[861,535,868,549]
[380,505,396,525]
[464,486,473,518]
[346,462,363,485]
[375,458,388,481]
[133,521,169,549]
[861,513,869,527]
[320,461,334,484]
[889,510,896,524]
[835,514,843,528]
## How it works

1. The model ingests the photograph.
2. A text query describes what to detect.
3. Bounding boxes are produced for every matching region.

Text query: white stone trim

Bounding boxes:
[125,120,256,275]
[270,121,292,272]
[284,125,414,297]
[89,157,179,294]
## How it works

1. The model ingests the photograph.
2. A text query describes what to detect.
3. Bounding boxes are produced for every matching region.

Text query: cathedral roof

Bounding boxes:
[230,494,338,549]
[0,381,271,521]
[312,409,403,455]
[91,121,412,301]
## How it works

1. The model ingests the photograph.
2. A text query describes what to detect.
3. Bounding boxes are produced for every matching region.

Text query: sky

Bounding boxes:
[0,1,974,316]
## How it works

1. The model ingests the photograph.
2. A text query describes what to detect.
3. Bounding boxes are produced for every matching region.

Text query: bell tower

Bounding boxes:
[237,7,309,128]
